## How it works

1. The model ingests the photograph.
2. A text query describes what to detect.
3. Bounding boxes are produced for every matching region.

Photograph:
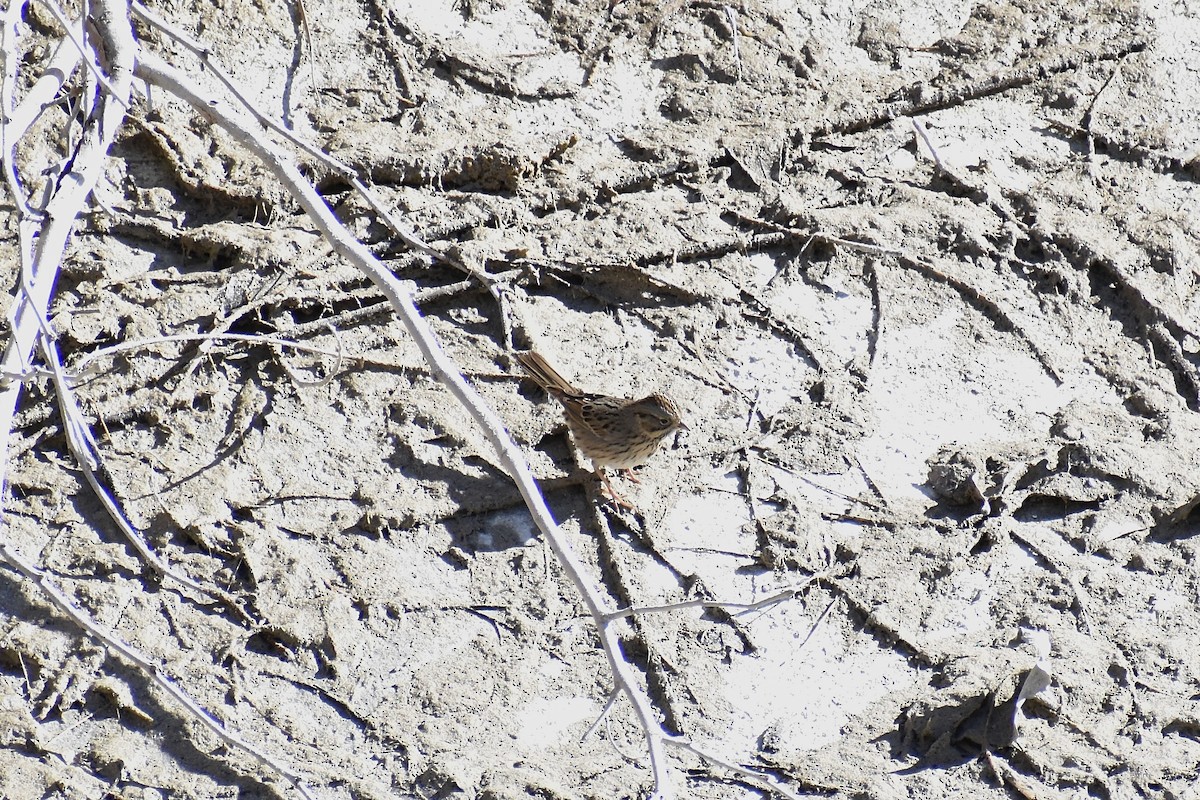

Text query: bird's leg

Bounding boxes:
[621,468,642,485]
[598,467,635,509]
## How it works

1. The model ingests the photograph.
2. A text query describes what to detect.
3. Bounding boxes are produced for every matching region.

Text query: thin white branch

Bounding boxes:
[912,119,947,173]
[601,583,813,624]
[129,0,508,302]
[581,688,622,743]
[40,334,99,469]
[32,0,128,109]
[664,736,805,800]
[3,26,83,186]
[40,332,253,619]
[0,540,316,800]
[1,0,34,216]
[134,49,677,798]
[272,322,343,388]
[71,332,342,377]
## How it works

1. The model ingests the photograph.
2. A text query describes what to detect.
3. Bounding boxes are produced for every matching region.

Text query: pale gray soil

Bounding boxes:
[2,1,1199,799]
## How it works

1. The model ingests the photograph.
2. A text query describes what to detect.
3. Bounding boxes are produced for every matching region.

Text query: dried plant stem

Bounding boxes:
[71,332,342,375]
[666,737,804,800]
[0,2,304,796]
[602,582,814,623]
[134,45,684,799]
[0,539,316,800]
[0,3,809,797]
[129,0,509,310]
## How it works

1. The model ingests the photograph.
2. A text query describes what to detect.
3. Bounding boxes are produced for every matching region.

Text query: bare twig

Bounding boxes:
[129,0,512,309]
[664,737,805,800]
[0,540,315,800]
[601,582,813,623]
[72,332,343,376]
[32,0,128,109]
[42,333,254,620]
[911,119,947,172]
[1,0,36,218]
[0,3,307,797]
[135,49,682,797]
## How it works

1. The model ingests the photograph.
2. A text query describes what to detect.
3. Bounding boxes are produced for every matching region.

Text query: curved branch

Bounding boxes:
[133,49,677,798]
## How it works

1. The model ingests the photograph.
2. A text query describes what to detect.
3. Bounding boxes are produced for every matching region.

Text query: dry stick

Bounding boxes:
[581,688,623,742]
[72,332,342,377]
[803,34,1148,140]
[1079,63,1123,181]
[133,52,684,799]
[279,268,525,340]
[41,334,253,622]
[911,119,946,173]
[271,322,344,388]
[40,336,99,468]
[32,0,128,109]
[0,0,38,218]
[665,737,804,800]
[0,539,316,800]
[0,5,313,799]
[128,1,509,311]
[601,583,813,623]
[3,23,90,209]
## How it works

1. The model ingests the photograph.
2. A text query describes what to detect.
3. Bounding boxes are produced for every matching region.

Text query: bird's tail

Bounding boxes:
[515,351,579,396]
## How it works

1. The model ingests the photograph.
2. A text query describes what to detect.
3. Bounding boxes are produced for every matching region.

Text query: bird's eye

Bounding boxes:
[641,413,674,432]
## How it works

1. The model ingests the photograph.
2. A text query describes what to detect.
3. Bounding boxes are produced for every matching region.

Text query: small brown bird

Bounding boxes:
[516,350,685,507]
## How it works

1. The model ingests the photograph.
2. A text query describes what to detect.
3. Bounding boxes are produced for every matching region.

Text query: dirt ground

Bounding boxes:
[1,0,1199,798]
